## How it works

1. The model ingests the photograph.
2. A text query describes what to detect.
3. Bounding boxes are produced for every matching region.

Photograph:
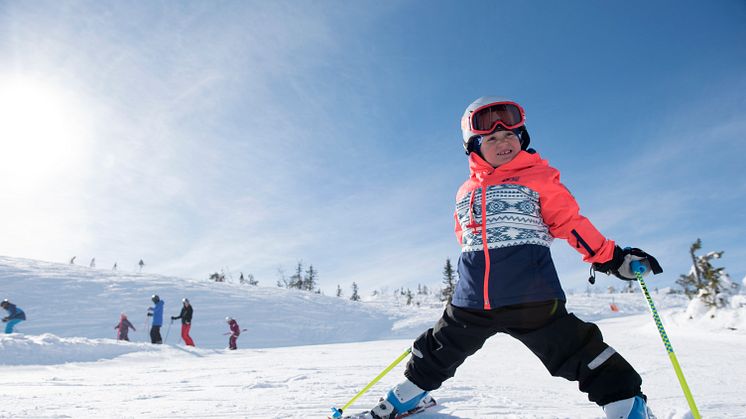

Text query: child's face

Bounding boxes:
[479,130,521,167]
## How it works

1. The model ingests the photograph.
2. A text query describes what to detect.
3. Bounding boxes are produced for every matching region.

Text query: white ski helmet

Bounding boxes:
[225,316,233,322]
[460,96,531,154]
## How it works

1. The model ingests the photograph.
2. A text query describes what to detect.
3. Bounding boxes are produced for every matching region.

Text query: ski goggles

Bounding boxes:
[467,101,526,135]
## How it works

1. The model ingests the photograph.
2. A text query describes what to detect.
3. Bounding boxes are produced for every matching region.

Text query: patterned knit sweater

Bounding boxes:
[452,151,615,310]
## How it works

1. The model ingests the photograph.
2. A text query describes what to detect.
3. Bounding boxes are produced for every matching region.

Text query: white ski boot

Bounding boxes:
[369,378,435,419]
[603,396,656,419]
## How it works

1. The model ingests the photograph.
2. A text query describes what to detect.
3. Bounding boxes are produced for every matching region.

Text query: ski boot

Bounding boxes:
[603,395,656,419]
[369,378,435,419]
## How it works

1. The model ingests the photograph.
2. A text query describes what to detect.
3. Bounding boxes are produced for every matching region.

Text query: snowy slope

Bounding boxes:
[0,256,438,351]
[1,255,745,418]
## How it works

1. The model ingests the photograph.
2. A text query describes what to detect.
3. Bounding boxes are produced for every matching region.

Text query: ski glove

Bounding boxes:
[147,312,153,317]
[593,245,663,281]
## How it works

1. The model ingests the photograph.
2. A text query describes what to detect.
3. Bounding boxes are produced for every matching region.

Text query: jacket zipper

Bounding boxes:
[479,186,491,310]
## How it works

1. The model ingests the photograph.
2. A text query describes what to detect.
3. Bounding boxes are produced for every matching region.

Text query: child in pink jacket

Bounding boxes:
[362,97,662,419]
[115,313,136,341]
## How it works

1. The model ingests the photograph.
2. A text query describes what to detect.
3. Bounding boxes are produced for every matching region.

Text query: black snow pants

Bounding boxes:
[405,300,642,406]
[150,325,162,344]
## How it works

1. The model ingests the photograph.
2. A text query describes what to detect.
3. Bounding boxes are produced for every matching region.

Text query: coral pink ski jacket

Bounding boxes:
[452,151,615,310]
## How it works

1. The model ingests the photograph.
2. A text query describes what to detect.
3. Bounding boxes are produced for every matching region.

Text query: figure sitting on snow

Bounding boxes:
[146,294,164,344]
[1,299,26,334]
[226,317,240,350]
[115,313,136,341]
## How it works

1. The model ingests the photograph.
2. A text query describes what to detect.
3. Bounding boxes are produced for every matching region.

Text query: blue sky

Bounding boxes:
[1,1,744,294]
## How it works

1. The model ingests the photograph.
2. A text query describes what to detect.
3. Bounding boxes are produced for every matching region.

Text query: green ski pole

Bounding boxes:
[329,347,412,419]
[631,260,701,419]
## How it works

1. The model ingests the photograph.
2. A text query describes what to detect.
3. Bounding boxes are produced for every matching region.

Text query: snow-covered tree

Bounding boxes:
[302,265,318,291]
[677,239,739,308]
[440,258,456,303]
[288,261,304,289]
[350,282,360,301]
[248,274,258,286]
[276,268,287,288]
[624,280,635,294]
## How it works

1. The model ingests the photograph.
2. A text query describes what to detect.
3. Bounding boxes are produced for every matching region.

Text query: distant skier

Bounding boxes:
[69,256,76,264]
[112,262,118,271]
[226,317,240,350]
[138,259,145,272]
[171,298,195,346]
[90,258,96,268]
[359,97,663,419]
[115,313,136,341]
[146,295,164,344]
[1,299,26,333]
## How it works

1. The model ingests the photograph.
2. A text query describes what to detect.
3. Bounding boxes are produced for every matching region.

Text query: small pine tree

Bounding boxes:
[276,268,288,288]
[677,239,739,307]
[624,280,634,293]
[247,273,258,286]
[350,282,361,301]
[303,265,318,291]
[405,288,414,305]
[676,239,704,299]
[288,261,304,289]
[336,284,343,297]
[440,258,456,303]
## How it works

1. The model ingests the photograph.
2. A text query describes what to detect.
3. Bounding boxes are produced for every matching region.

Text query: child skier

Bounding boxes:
[171,298,195,346]
[1,299,26,333]
[226,317,240,350]
[363,97,662,419]
[146,294,164,344]
[115,313,136,341]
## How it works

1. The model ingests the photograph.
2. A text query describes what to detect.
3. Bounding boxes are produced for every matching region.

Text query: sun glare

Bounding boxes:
[0,76,90,189]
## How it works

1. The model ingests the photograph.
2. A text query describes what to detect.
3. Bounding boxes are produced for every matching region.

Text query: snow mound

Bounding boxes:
[0,333,160,365]
[673,294,746,333]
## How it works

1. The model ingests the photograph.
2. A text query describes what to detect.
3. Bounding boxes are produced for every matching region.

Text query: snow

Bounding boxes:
[1,255,745,418]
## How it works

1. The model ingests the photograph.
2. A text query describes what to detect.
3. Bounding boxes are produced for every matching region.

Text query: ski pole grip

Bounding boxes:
[630,260,646,274]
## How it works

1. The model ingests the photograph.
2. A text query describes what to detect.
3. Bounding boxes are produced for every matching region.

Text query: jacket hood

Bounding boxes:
[468,150,548,182]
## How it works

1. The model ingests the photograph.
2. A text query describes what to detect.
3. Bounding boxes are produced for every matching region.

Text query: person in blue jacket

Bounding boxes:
[1,299,26,333]
[146,294,164,344]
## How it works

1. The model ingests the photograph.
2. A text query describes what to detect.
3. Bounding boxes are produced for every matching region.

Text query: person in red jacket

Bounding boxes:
[225,317,240,350]
[365,97,662,419]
